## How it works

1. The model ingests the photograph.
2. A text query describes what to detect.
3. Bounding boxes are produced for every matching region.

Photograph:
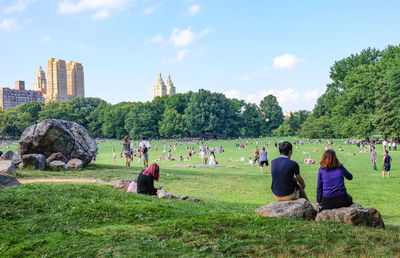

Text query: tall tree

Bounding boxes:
[259,95,283,134]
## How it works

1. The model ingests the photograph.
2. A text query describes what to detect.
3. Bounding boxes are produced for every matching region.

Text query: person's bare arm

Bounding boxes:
[295,174,306,189]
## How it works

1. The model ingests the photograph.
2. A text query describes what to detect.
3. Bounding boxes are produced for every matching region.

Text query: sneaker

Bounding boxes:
[179,195,188,200]
[311,203,321,212]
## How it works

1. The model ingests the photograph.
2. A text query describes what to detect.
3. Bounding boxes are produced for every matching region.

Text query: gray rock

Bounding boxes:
[0,150,22,165]
[315,203,385,228]
[19,119,98,167]
[21,154,46,170]
[0,174,21,189]
[0,160,16,176]
[255,198,317,220]
[49,160,68,170]
[67,159,83,169]
[46,152,68,164]
[114,179,135,191]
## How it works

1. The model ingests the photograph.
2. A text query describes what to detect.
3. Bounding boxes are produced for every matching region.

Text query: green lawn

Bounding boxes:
[1,138,400,256]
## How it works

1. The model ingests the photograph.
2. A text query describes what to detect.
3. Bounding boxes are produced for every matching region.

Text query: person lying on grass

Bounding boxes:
[271,141,308,201]
[137,163,188,200]
[314,150,353,211]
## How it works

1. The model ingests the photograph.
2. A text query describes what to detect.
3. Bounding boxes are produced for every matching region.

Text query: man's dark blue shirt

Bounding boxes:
[271,156,300,196]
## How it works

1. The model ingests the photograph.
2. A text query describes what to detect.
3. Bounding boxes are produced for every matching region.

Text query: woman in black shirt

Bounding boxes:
[137,163,188,199]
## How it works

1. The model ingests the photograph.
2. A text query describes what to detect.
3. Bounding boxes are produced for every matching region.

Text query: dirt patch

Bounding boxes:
[170,164,229,168]
[19,178,109,184]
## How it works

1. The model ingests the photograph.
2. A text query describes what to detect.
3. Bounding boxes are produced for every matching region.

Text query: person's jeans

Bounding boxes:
[372,160,377,171]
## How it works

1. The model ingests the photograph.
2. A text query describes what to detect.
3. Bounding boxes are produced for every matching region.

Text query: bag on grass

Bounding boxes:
[127,180,137,193]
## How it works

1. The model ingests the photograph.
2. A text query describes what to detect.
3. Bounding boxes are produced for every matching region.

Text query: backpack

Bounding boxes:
[142,142,148,153]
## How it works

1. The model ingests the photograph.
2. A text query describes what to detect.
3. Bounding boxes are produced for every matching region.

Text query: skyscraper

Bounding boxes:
[152,73,167,100]
[67,61,84,98]
[34,66,47,94]
[46,58,68,103]
[166,74,176,96]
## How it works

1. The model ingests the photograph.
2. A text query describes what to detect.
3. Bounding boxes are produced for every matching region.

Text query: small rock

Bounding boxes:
[114,179,134,191]
[315,203,385,228]
[0,160,16,176]
[21,154,46,170]
[0,174,21,189]
[1,151,22,165]
[46,152,68,164]
[49,160,68,170]
[255,198,317,220]
[67,159,83,169]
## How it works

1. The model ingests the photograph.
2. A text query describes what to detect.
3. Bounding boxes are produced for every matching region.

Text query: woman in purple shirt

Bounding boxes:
[316,150,353,210]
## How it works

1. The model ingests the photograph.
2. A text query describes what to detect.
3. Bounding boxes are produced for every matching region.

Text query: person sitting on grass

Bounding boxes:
[271,141,308,201]
[314,150,353,211]
[137,163,188,200]
[303,156,315,164]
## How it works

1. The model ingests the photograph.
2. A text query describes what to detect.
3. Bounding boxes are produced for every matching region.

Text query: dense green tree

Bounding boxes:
[273,120,295,137]
[298,116,335,139]
[158,108,187,138]
[125,103,160,139]
[259,95,283,134]
[241,103,263,137]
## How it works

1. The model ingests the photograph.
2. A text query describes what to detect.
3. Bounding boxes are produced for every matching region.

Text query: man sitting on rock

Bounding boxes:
[271,141,308,201]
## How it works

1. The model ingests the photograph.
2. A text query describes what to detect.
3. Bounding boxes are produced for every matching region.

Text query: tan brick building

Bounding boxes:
[45,58,68,103]
[66,61,84,98]
[152,73,176,100]
[0,81,44,110]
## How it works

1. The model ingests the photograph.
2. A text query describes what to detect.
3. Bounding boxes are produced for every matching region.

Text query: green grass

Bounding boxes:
[1,138,400,256]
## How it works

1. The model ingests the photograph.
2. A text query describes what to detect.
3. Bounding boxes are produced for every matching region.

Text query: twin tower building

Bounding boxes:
[34,58,84,104]
[152,73,176,100]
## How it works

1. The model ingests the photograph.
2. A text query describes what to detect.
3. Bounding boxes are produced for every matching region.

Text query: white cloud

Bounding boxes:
[168,50,189,64]
[4,0,35,13]
[143,3,162,15]
[146,34,164,44]
[169,26,211,48]
[304,89,320,100]
[273,54,304,69]
[40,35,51,43]
[224,89,241,99]
[187,4,200,15]
[0,18,21,31]
[92,9,109,19]
[238,75,249,81]
[58,0,135,19]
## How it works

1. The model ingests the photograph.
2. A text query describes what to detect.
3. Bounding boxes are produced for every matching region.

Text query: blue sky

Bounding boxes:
[1,0,400,111]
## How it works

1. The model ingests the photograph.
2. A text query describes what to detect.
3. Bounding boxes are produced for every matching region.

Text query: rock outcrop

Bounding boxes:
[113,179,135,191]
[67,159,84,169]
[21,154,46,170]
[255,198,317,220]
[315,203,385,228]
[49,160,68,170]
[19,119,97,168]
[0,160,16,176]
[0,174,21,189]
[0,151,22,165]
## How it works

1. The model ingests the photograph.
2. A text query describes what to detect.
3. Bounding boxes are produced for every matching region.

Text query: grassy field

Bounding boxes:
[1,138,400,256]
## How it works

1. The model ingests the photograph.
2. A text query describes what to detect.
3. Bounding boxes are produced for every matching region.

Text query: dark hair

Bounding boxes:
[384,150,388,154]
[320,149,342,169]
[142,136,146,140]
[262,147,265,151]
[279,141,292,156]
[123,136,129,142]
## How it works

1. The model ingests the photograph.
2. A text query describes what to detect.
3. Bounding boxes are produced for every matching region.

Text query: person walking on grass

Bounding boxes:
[314,149,353,211]
[371,146,377,171]
[271,141,308,201]
[253,146,260,166]
[259,147,271,173]
[139,136,151,168]
[120,136,132,167]
[382,150,392,179]
[112,147,117,165]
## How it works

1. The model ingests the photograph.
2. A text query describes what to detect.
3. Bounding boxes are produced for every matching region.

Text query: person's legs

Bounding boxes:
[372,160,377,171]
[322,194,352,210]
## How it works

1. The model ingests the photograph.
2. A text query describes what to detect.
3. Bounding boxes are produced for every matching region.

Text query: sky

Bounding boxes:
[1,0,400,111]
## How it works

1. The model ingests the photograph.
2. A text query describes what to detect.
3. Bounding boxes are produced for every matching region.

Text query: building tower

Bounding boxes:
[67,61,85,98]
[46,58,68,103]
[166,74,176,96]
[152,73,166,100]
[34,66,47,94]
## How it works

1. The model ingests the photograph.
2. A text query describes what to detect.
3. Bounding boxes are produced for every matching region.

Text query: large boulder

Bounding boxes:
[0,174,21,189]
[67,159,83,169]
[21,154,46,170]
[0,160,16,176]
[49,160,68,170]
[255,198,317,220]
[19,119,97,167]
[0,150,22,165]
[315,203,385,228]
[113,179,135,191]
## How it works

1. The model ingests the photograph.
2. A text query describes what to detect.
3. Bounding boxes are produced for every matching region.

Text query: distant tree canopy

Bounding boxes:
[0,91,283,139]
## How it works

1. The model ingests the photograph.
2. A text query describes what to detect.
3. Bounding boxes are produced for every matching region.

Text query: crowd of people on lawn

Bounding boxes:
[112,135,393,210]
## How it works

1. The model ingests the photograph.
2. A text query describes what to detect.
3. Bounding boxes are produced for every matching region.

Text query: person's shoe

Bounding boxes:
[179,195,188,200]
[311,203,321,212]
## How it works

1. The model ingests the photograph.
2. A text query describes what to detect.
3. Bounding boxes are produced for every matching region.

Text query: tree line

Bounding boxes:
[273,44,400,139]
[0,90,285,139]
